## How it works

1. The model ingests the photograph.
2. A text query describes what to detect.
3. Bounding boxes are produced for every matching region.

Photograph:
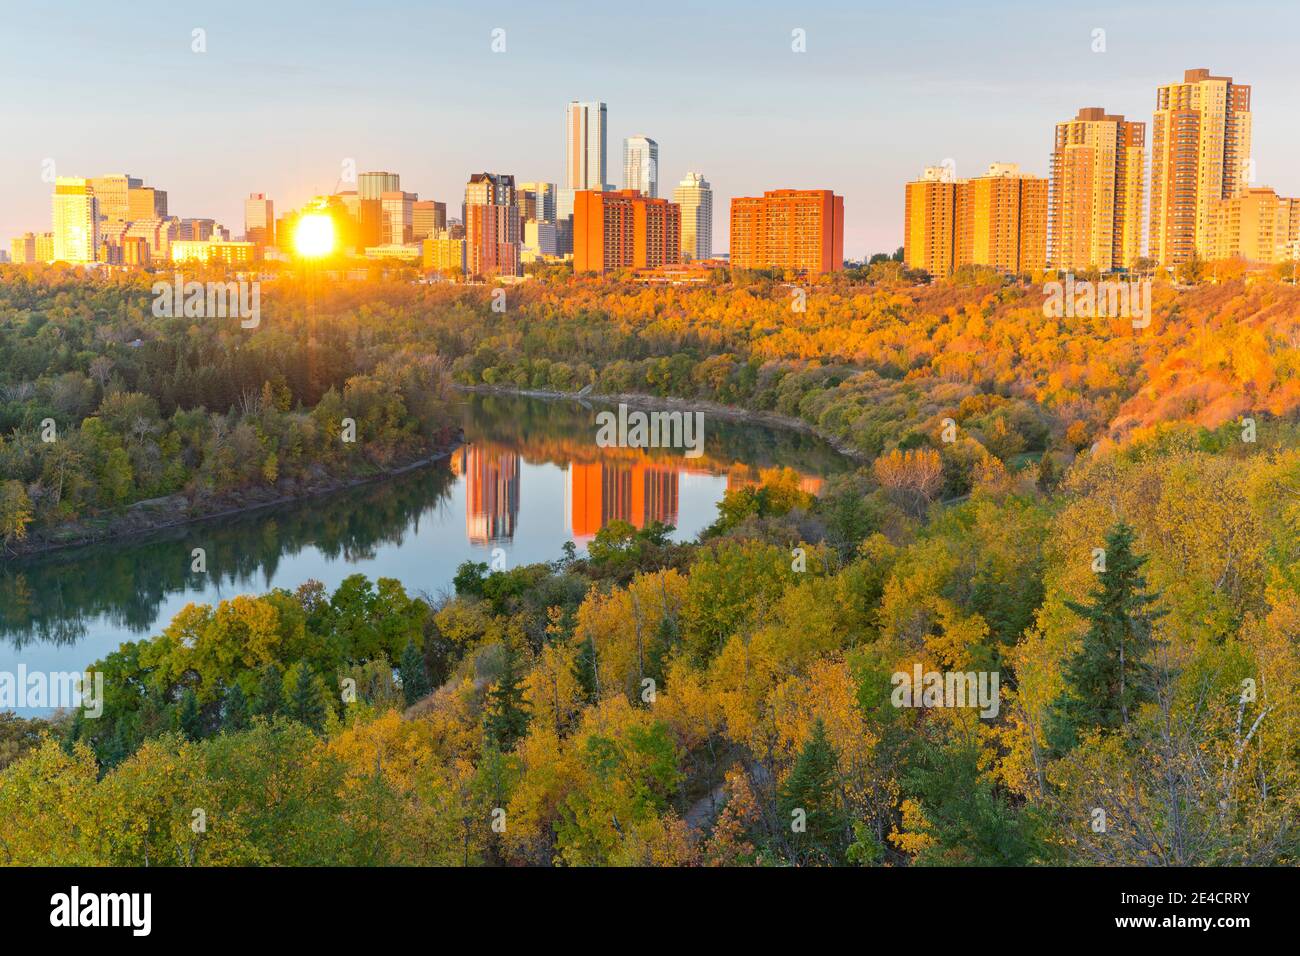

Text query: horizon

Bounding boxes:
[3,0,1300,258]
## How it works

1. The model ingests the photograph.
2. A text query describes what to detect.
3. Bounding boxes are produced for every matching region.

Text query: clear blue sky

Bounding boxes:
[3,0,1298,258]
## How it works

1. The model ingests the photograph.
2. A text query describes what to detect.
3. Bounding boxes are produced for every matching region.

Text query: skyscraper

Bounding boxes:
[518,182,557,223]
[730,189,844,275]
[412,200,446,241]
[566,101,608,192]
[245,193,275,247]
[673,172,713,260]
[1050,108,1146,273]
[87,174,141,222]
[1149,68,1252,266]
[52,177,99,263]
[464,172,521,277]
[623,136,659,198]
[128,186,167,221]
[358,171,401,201]
[381,191,416,245]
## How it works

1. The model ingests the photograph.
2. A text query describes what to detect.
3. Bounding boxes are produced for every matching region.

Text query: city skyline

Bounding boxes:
[3,0,1299,259]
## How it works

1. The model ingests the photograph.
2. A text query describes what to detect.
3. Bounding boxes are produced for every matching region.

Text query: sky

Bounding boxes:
[3,0,1299,259]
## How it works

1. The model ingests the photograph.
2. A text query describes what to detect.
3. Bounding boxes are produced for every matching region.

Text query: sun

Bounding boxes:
[294,213,336,259]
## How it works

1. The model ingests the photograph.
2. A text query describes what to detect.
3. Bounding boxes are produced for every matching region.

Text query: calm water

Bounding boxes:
[0,394,849,713]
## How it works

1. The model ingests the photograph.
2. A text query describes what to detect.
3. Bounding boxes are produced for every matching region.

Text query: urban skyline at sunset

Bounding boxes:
[3,0,1300,258]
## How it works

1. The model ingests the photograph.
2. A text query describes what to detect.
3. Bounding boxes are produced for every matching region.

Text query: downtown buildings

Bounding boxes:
[730,189,844,275]
[623,136,658,198]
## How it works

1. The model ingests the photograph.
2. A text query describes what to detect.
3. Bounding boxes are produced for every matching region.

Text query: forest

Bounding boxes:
[0,262,1297,865]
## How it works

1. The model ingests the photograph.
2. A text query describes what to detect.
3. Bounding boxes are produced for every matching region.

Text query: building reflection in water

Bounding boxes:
[451,444,521,544]
[565,461,681,541]
[453,438,827,547]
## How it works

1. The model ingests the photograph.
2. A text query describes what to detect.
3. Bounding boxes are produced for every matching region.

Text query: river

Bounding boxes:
[0,393,851,714]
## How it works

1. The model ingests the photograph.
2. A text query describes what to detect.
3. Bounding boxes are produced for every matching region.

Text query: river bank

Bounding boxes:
[455,384,869,463]
[3,437,463,561]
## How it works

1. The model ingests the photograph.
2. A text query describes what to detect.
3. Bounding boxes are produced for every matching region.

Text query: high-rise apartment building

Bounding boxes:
[904,166,961,278]
[573,189,680,273]
[958,163,1048,273]
[88,174,142,222]
[904,165,1046,277]
[245,193,275,247]
[358,171,401,201]
[624,136,659,198]
[1049,108,1146,272]
[464,172,521,277]
[52,178,99,263]
[730,189,844,275]
[413,200,447,241]
[1206,187,1300,265]
[673,172,713,261]
[1149,68,1252,266]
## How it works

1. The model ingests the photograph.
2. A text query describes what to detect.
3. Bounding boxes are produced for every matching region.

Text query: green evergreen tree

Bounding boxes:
[255,663,284,717]
[223,682,250,733]
[777,718,847,864]
[400,639,431,706]
[1048,521,1164,751]
[178,688,202,742]
[289,663,327,732]
[486,638,532,751]
[903,741,1047,866]
[1036,451,1058,491]
[571,635,599,705]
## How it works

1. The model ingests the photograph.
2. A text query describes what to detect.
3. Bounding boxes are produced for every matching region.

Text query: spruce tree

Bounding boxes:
[1048,521,1164,751]
[289,663,327,732]
[223,682,250,733]
[571,635,599,705]
[486,638,532,751]
[178,688,203,742]
[256,662,284,717]
[400,639,431,706]
[778,718,847,864]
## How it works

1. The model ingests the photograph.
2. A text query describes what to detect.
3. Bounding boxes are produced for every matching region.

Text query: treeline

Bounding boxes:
[3,420,1297,865]
[0,268,458,551]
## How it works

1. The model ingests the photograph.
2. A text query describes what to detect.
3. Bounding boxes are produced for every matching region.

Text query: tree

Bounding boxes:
[178,689,203,742]
[485,638,531,751]
[571,635,599,705]
[399,640,431,706]
[778,718,846,865]
[1047,522,1164,750]
[288,662,328,732]
[255,663,284,717]
[0,480,33,550]
[222,683,250,733]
